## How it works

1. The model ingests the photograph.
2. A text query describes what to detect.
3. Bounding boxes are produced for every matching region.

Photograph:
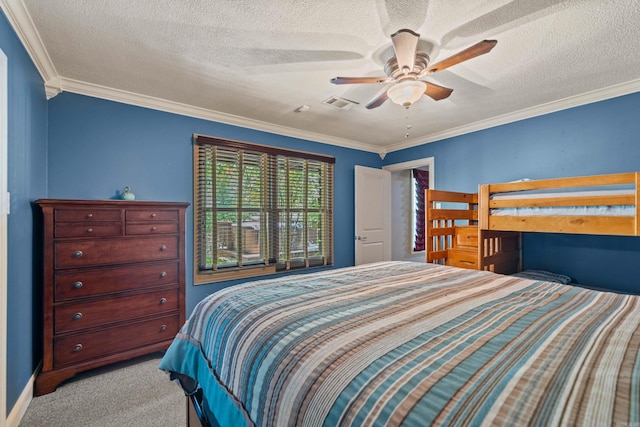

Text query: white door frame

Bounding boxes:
[382,156,434,184]
[0,48,9,427]
[383,156,435,250]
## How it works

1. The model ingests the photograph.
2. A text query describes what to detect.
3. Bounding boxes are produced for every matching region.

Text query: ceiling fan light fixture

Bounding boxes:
[387,80,426,108]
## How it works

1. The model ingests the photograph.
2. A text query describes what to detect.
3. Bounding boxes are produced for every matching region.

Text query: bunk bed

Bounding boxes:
[160,261,640,427]
[426,172,640,271]
[479,171,640,235]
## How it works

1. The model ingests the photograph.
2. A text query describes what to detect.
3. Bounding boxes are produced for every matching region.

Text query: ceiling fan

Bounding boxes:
[330,29,497,109]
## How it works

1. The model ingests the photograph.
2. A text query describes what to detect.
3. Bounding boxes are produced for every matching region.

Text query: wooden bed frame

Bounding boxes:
[426,172,640,270]
[479,172,640,235]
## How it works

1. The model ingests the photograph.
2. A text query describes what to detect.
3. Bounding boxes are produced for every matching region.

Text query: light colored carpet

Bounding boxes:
[20,352,184,427]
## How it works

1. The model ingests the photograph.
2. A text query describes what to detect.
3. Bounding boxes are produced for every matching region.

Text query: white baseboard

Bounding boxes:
[5,364,39,427]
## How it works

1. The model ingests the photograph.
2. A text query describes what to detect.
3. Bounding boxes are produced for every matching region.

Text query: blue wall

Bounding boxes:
[384,92,640,294]
[1,10,48,418]
[3,7,381,412]
[47,92,383,310]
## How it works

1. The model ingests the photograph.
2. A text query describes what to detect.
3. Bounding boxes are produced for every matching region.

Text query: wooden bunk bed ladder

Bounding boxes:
[426,189,520,274]
[425,189,477,266]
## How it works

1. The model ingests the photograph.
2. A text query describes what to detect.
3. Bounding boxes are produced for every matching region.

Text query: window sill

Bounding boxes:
[194,264,277,284]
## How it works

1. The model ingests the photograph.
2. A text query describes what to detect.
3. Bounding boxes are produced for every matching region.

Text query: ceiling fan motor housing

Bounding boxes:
[384,51,430,81]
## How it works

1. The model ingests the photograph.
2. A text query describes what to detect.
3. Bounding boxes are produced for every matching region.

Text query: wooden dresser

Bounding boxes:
[445,225,480,270]
[35,199,189,395]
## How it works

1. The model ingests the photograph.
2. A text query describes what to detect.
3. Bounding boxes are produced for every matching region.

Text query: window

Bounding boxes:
[194,134,334,283]
[412,168,429,252]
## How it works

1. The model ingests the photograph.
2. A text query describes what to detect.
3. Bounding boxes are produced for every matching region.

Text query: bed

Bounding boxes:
[159,261,640,426]
[426,172,640,272]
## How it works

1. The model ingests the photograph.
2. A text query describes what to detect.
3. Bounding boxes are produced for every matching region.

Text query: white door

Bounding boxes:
[354,166,391,265]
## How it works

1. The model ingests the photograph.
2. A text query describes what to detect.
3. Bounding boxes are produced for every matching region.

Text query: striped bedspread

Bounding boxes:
[160,261,640,426]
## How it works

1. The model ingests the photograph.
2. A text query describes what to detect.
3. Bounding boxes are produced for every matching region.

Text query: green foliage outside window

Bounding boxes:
[195,137,334,277]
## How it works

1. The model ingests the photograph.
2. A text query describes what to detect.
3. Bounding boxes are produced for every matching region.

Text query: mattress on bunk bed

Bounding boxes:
[160,261,640,427]
[490,188,635,216]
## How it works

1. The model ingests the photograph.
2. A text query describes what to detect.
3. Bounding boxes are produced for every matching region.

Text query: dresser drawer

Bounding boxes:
[55,236,178,268]
[55,209,121,222]
[54,261,179,301]
[455,226,478,249]
[447,248,479,270]
[55,288,179,333]
[126,222,178,235]
[55,223,122,238]
[126,210,179,222]
[53,314,179,368]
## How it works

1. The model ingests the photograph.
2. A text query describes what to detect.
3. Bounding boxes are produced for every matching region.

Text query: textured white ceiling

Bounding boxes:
[9,0,640,154]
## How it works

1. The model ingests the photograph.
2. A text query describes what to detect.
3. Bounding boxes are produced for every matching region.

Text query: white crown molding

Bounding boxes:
[44,76,62,99]
[50,77,382,154]
[386,78,640,153]
[55,75,640,157]
[0,0,57,82]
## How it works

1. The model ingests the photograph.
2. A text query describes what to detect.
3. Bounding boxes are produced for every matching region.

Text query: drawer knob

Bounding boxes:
[160,297,167,305]
[73,344,83,352]
[73,281,83,289]
[87,228,93,233]
[86,213,93,218]
[73,312,83,320]
[151,226,157,231]
[159,271,167,278]
[160,324,167,332]
[160,245,167,251]
[72,250,83,258]
[151,213,157,218]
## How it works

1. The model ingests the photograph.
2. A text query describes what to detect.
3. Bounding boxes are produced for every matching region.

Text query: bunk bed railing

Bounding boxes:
[479,172,640,236]
[425,190,477,265]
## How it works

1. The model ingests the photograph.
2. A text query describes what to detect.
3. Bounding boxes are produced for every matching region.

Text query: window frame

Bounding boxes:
[193,134,335,284]
[411,167,430,252]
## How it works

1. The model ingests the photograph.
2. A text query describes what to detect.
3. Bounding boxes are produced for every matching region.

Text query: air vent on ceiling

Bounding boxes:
[322,96,359,110]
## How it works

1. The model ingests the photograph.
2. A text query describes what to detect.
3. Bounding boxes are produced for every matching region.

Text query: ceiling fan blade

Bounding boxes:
[424,82,453,101]
[425,40,497,74]
[366,91,389,109]
[391,29,420,74]
[330,76,394,85]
